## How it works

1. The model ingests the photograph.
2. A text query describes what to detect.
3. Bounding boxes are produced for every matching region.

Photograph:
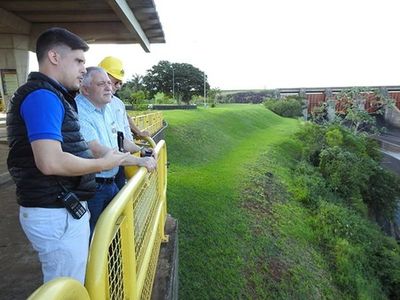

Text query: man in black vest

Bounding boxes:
[6,27,129,284]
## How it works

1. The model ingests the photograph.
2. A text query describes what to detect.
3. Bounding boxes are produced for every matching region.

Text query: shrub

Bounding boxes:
[264,98,303,117]
[153,92,175,104]
[313,202,400,298]
[319,146,372,213]
[290,161,330,210]
[132,103,148,111]
[294,123,326,166]
[325,128,343,147]
[362,165,400,222]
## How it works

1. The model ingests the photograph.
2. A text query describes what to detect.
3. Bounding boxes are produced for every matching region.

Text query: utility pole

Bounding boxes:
[203,72,207,107]
[171,65,175,100]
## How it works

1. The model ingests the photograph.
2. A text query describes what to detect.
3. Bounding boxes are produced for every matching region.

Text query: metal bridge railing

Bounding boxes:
[28,137,168,300]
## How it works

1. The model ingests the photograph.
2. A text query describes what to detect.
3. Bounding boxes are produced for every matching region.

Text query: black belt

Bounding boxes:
[95,177,115,184]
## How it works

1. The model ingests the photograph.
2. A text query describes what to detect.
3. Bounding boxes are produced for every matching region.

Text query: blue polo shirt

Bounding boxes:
[75,93,119,178]
[20,89,65,142]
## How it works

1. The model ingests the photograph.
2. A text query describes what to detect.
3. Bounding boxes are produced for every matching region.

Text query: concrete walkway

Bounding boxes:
[0,113,177,299]
[0,112,42,299]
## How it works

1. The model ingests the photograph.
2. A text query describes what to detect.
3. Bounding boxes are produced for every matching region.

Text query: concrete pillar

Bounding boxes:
[379,87,388,98]
[299,88,306,98]
[298,89,308,120]
[0,34,30,109]
[324,88,333,99]
[326,97,336,121]
[302,97,309,120]
[355,94,365,110]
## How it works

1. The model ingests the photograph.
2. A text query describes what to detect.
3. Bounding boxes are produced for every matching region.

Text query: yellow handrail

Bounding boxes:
[28,138,168,300]
[85,138,168,300]
[28,278,90,300]
[131,112,164,136]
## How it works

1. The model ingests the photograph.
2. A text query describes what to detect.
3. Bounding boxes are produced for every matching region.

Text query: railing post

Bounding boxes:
[121,200,139,300]
[158,142,169,242]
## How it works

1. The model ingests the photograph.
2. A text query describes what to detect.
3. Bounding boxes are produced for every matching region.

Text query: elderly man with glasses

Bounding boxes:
[75,66,157,236]
[99,56,151,189]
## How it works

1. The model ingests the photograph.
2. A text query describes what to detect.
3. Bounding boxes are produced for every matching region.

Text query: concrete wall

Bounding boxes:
[385,105,400,128]
[0,34,30,109]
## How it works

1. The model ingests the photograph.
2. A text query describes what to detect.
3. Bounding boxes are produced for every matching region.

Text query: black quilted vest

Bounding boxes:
[7,72,96,208]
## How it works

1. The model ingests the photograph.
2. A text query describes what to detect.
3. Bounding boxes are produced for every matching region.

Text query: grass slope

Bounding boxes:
[163,104,299,298]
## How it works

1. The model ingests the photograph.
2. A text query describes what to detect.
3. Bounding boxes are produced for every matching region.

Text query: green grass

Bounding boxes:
[163,104,299,298]
[162,104,400,299]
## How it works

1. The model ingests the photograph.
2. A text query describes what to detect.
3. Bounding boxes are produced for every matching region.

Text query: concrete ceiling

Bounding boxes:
[0,0,165,52]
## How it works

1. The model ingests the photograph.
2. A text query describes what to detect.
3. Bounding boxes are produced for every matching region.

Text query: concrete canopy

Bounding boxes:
[0,0,165,52]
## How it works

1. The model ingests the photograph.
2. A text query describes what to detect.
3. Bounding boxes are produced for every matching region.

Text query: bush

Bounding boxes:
[319,147,372,199]
[132,103,148,111]
[290,161,330,210]
[313,202,400,298]
[294,123,326,166]
[362,165,400,222]
[153,92,175,104]
[264,98,303,117]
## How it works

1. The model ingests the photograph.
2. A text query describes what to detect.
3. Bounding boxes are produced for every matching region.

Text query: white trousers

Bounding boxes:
[19,203,90,284]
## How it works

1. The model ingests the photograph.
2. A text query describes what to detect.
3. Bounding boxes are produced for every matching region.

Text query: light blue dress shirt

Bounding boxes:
[109,95,133,141]
[76,94,120,178]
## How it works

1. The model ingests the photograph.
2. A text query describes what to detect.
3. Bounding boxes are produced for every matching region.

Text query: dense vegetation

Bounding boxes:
[263,95,304,117]
[217,90,278,104]
[242,123,400,299]
[161,104,400,299]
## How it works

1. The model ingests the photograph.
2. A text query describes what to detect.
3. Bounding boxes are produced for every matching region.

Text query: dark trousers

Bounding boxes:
[115,166,126,190]
[88,182,119,239]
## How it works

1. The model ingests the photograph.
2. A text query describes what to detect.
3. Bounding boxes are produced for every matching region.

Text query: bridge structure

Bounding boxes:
[0,0,165,109]
[278,85,400,127]
[0,2,177,297]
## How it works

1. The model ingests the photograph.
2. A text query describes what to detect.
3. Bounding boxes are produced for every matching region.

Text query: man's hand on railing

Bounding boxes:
[136,130,150,138]
[137,157,157,172]
[101,149,130,171]
[140,147,158,161]
[121,155,157,172]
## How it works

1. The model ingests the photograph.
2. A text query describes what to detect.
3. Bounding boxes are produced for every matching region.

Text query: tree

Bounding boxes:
[207,88,221,105]
[335,88,393,135]
[117,73,145,102]
[143,60,210,104]
[311,88,394,134]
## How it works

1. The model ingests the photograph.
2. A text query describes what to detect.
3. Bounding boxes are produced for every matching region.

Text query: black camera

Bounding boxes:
[117,131,124,152]
[141,147,153,157]
[58,191,86,219]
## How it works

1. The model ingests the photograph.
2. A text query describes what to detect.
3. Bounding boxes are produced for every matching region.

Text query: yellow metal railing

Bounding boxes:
[132,112,164,136]
[28,137,168,300]
[27,278,90,300]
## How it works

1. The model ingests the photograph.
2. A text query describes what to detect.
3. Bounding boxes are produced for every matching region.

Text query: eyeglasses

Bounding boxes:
[95,81,112,88]
[112,80,123,87]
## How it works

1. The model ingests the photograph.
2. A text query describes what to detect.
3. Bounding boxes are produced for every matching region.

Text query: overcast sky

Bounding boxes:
[29,0,400,90]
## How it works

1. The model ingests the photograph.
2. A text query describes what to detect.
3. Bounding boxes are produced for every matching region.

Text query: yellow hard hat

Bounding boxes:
[98,56,125,81]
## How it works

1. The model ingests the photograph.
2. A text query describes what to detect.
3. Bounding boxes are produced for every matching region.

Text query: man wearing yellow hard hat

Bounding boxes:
[99,56,150,138]
[99,56,150,189]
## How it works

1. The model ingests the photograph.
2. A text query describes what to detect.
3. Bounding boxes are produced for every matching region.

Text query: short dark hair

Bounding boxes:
[36,27,89,62]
